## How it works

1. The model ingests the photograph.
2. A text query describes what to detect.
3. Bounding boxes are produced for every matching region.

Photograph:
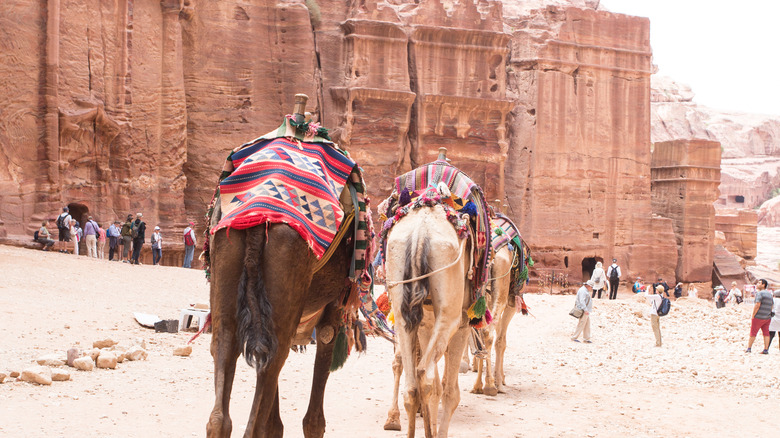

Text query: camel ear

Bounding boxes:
[436,181,451,198]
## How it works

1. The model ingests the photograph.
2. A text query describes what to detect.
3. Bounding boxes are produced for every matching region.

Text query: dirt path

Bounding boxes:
[1,244,778,437]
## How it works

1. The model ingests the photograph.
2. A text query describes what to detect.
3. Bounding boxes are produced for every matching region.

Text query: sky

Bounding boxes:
[602,0,780,116]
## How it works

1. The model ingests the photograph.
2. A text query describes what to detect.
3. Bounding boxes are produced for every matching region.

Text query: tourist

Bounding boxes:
[83,216,100,258]
[746,279,774,354]
[571,280,593,343]
[767,291,780,351]
[590,261,607,299]
[131,213,146,265]
[607,259,621,300]
[120,215,133,262]
[727,281,743,305]
[632,277,644,294]
[56,207,72,246]
[687,283,698,298]
[36,221,55,250]
[183,221,197,269]
[107,220,121,261]
[646,285,664,347]
[652,278,670,298]
[71,220,81,255]
[674,282,683,300]
[151,226,162,266]
[714,286,728,309]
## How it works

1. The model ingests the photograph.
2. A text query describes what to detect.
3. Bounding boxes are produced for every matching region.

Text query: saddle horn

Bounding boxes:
[493,199,503,214]
[437,147,447,161]
[293,94,308,123]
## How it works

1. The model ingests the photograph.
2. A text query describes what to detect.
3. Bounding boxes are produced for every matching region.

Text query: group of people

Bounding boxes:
[588,259,622,300]
[713,282,745,308]
[38,206,200,268]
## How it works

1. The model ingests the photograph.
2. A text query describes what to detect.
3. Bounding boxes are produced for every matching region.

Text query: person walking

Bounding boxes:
[130,213,146,265]
[646,285,664,347]
[746,279,774,354]
[606,259,621,300]
[767,291,780,351]
[182,221,197,269]
[83,216,100,258]
[107,221,121,261]
[36,220,55,250]
[56,207,72,249]
[120,215,133,262]
[727,281,743,305]
[151,226,162,266]
[590,261,607,299]
[571,280,594,343]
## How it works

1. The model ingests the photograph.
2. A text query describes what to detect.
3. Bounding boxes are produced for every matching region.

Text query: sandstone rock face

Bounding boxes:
[21,366,52,385]
[651,76,780,210]
[0,0,690,282]
[73,356,94,371]
[715,209,758,261]
[758,196,780,227]
[651,140,721,283]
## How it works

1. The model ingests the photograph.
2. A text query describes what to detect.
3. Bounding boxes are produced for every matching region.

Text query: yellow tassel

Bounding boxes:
[388,310,395,325]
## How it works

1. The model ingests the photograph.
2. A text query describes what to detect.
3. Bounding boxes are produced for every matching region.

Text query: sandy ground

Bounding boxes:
[2,244,780,437]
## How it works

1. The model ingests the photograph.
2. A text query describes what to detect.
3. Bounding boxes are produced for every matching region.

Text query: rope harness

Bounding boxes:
[385,232,472,288]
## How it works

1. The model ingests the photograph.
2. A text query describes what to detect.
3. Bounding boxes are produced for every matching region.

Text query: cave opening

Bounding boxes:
[581,256,604,281]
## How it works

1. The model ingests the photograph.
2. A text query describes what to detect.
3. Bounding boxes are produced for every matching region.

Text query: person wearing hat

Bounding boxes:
[130,212,146,265]
[572,280,594,343]
[606,258,621,299]
[182,221,197,269]
[151,225,163,265]
[652,277,670,298]
[714,285,728,309]
[646,285,664,347]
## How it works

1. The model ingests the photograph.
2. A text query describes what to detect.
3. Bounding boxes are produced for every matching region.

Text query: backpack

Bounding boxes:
[609,265,619,281]
[184,229,194,246]
[121,222,132,237]
[657,296,671,317]
[33,230,39,240]
[131,222,139,238]
[56,214,66,229]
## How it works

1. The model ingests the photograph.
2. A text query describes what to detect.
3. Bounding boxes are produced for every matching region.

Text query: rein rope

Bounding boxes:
[386,232,472,288]
[485,247,517,282]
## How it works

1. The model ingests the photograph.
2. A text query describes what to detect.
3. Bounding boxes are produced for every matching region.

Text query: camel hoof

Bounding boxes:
[383,420,401,431]
[497,387,506,394]
[471,387,483,395]
[483,386,498,397]
[459,361,469,374]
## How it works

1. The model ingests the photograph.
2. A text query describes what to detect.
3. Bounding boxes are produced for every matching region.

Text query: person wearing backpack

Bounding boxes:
[182,221,197,268]
[120,215,133,262]
[56,207,72,245]
[646,285,665,347]
[607,259,621,300]
[130,213,146,265]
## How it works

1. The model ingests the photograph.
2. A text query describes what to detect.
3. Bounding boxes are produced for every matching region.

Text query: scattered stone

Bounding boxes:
[173,345,192,357]
[88,348,101,361]
[93,338,117,349]
[0,372,6,383]
[9,371,20,378]
[73,356,94,371]
[96,351,118,369]
[36,354,65,367]
[67,348,80,367]
[115,350,126,363]
[51,368,71,381]
[133,338,147,350]
[125,347,148,361]
[20,366,52,385]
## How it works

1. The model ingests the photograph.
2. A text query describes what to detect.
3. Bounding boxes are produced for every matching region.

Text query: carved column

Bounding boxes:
[158,0,188,230]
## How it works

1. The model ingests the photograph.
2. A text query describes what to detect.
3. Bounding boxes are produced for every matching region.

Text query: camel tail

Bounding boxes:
[236,227,278,371]
[401,227,430,331]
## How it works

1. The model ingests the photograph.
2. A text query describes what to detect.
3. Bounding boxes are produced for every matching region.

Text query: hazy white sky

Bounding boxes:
[603,0,780,116]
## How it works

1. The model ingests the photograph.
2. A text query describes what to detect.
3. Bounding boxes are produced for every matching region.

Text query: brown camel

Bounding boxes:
[206,96,368,438]
[385,203,472,438]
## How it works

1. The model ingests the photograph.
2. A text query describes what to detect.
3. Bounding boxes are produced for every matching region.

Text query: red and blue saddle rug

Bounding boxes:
[214,136,355,260]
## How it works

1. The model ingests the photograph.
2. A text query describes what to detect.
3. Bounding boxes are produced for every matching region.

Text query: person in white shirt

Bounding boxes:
[571,280,594,343]
[151,226,163,266]
[606,259,621,300]
[590,261,607,299]
[646,285,664,347]
[726,281,743,305]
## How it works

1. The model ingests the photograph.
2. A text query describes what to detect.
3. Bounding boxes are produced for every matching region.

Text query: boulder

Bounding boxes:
[20,366,52,385]
[125,347,148,362]
[93,338,117,349]
[0,372,6,383]
[73,356,94,371]
[96,352,117,369]
[51,368,71,382]
[173,345,192,357]
[36,354,65,367]
[66,348,80,367]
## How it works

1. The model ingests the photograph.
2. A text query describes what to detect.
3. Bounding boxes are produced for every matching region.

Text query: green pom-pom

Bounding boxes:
[329,326,349,372]
[467,295,487,319]
[528,256,534,267]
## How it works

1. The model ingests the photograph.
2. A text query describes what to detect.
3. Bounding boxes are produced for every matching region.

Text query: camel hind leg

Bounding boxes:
[302,303,341,438]
[495,302,517,392]
[481,327,498,396]
[384,347,403,431]
[438,326,469,438]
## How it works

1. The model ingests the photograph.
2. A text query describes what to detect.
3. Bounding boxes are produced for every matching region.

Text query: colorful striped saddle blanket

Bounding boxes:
[491,213,523,253]
[213,133,365,264]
